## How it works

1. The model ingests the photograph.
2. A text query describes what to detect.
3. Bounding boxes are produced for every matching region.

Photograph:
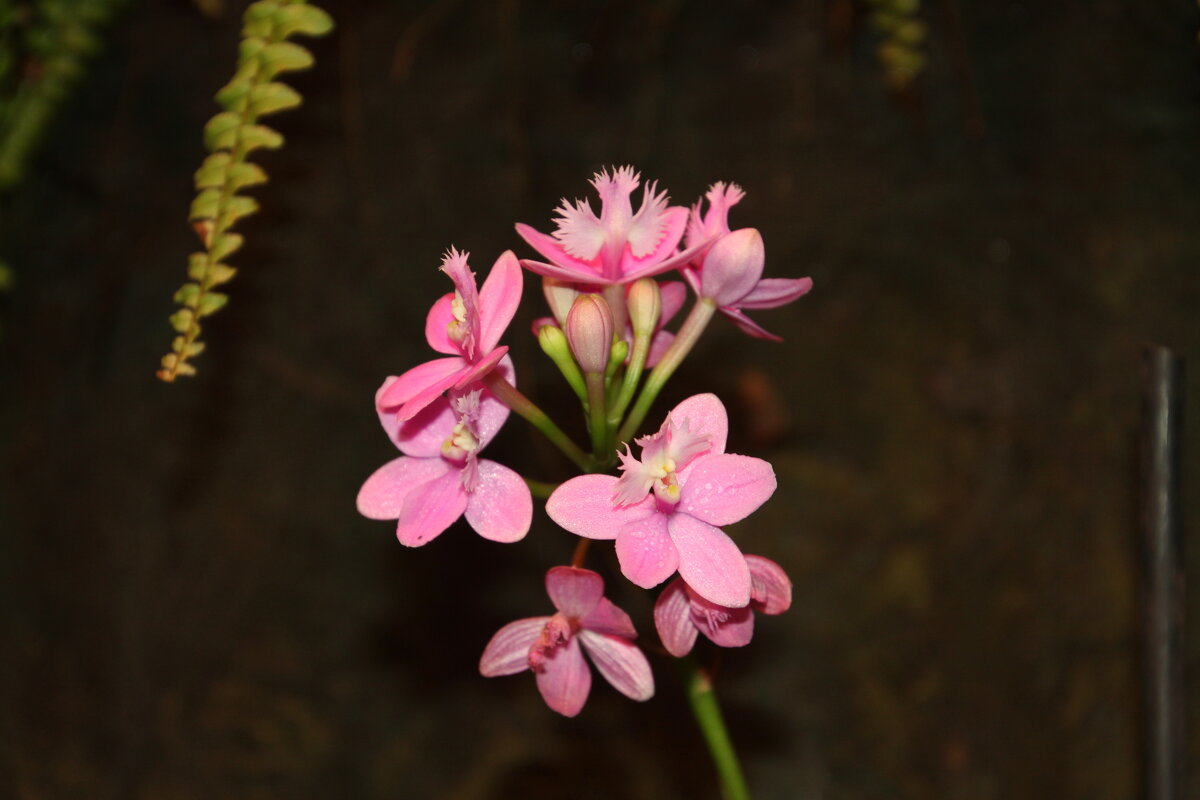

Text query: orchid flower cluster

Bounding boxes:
[358,166,811,793]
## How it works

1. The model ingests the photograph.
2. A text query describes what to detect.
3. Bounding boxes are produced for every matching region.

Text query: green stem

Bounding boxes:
[585,371,608,458]
[616,298,716,444]
[608,325,651,431]
[683,659,751,800]
[483,371,593,472]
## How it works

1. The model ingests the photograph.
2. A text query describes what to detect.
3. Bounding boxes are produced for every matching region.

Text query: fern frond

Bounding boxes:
[157,0,333,383]
[865,0,926,92]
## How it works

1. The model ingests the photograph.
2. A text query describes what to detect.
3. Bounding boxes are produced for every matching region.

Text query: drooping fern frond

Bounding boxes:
[157,0,332,383]
[864,0,926,93]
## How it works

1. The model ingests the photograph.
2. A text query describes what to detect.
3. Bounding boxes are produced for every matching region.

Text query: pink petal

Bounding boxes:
[653,578,699,657]
[645,330,675,368]
[690,593,755,648]
[473,356,515,449]
[737,277,814,309]
[546,475,657,541]
[544,566,604,619]
[464,460,531,543]
[667,393,728,458]
[578,631,654,702]
[477,251,524,354]
[535,636,592,717]
[747,555,793,615]
[581,597,637,639]
[519,257,607,285]
[720,307,782,341]
[356,456,454,520]
[614,512,679,589]
[378,357,465,409]
[622,206,688,270]
[450,346,509,390]
[677,454,777,527]
[424,293,459,354]
[392,396,456,457]
[699,228,764,307]
[479,617,549,676]
[621,241,705,283]
[514,224,595,272]
[395,466,469,547]
[668,514,751,608]
[658,280,688,325]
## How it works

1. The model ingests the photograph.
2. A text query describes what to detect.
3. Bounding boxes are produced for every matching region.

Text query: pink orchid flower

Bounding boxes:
[683,182,814,341]
[377,248,523,422]
[546,394,777,608]
[515,166,697,286]
[358,384,532,546]
[654,555,792,657]
[479,566,654,717]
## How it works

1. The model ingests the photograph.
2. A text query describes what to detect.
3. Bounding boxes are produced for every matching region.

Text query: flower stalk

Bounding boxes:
[683,660,751,800]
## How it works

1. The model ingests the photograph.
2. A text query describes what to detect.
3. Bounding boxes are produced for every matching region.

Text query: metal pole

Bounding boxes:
[1140,345,1184,800]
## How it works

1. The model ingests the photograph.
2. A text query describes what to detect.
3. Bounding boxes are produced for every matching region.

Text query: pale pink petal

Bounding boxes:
[658,280,688,325]
[356,456,453,520]
[390,396,455,457]
[546,475,656,540]
[450,346,508,390]
[621,241,705,282]
[535,636,592,717]
[472,356,515,449]
[395,466,469,547]
[668,514,751,608]
[479,617,549,676]
[691,596,755,648]
[677,454,777,527]
[645,330,675,368]
[720,307,783,341]
[581,597,637,639]
[514,224,595,272]
[578,631,654,702]
[424,293,459,354]
[374,376,406,447]
[478,251,524,353]
[747,555,793,615]
[699,228,764,307]
[519,257,606,285]
[464,460,531,543]
[544,566,604,619]
[667,393,728,457]
[552,198,606,260]
[626,182,673,258]
[614,513,679,589]
[653,578,699,657]
[737,277,813,309]
[623,205,688,269]
[378,357,465,409]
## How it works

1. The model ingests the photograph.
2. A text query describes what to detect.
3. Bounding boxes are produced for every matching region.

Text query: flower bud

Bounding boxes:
[542,278,580,326]
[565,294,614,375]
[626,278,662,338]
[699,228,764,307]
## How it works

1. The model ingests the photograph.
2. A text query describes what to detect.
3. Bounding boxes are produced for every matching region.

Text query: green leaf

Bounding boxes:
[211,233,244,262]
[238,36,266,68]
[249,82,302,116]
[194,153,233,189]
[187,253,209,280]
[239,123,284,152]
[226,162,267,191]
[257,41,313,79]
[242,0,280,38]
[189,188,222,221]
[219,195,260,229]
[273,4,334,38]
[203,112,242,150]
[205,264,238,287]
[170,308,195,333]
[173,282,202,306]
[197,292,229,316]
[215,79,252,114]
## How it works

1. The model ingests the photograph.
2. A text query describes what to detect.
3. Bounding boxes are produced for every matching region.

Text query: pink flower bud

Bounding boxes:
[626,278,662,338]
[565,294,615,375]
[699,228,764,307]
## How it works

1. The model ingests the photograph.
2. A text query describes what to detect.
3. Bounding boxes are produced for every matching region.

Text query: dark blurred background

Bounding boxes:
[2,1,1199,798]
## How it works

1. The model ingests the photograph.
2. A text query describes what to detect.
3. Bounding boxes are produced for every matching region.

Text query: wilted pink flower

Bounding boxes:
[683,183,813,341]
[654,555,792,657]
[547,394,776,608]
[358,385,532,546]
[377,248,523,421]
[515,166,696,286]
[479,566,654,717]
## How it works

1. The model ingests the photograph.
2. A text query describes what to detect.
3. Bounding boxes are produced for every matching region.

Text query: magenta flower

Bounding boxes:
[683,183,814,341]
[653,555,792,657]
[547,394,777,608]
[515,166,696,286]
[479,566,654,717]
[357,384,532,546]
[377,248,523,422]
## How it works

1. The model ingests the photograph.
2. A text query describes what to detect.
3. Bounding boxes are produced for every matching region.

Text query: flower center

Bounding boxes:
[527,613,576,672]
[440,419,479,463]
